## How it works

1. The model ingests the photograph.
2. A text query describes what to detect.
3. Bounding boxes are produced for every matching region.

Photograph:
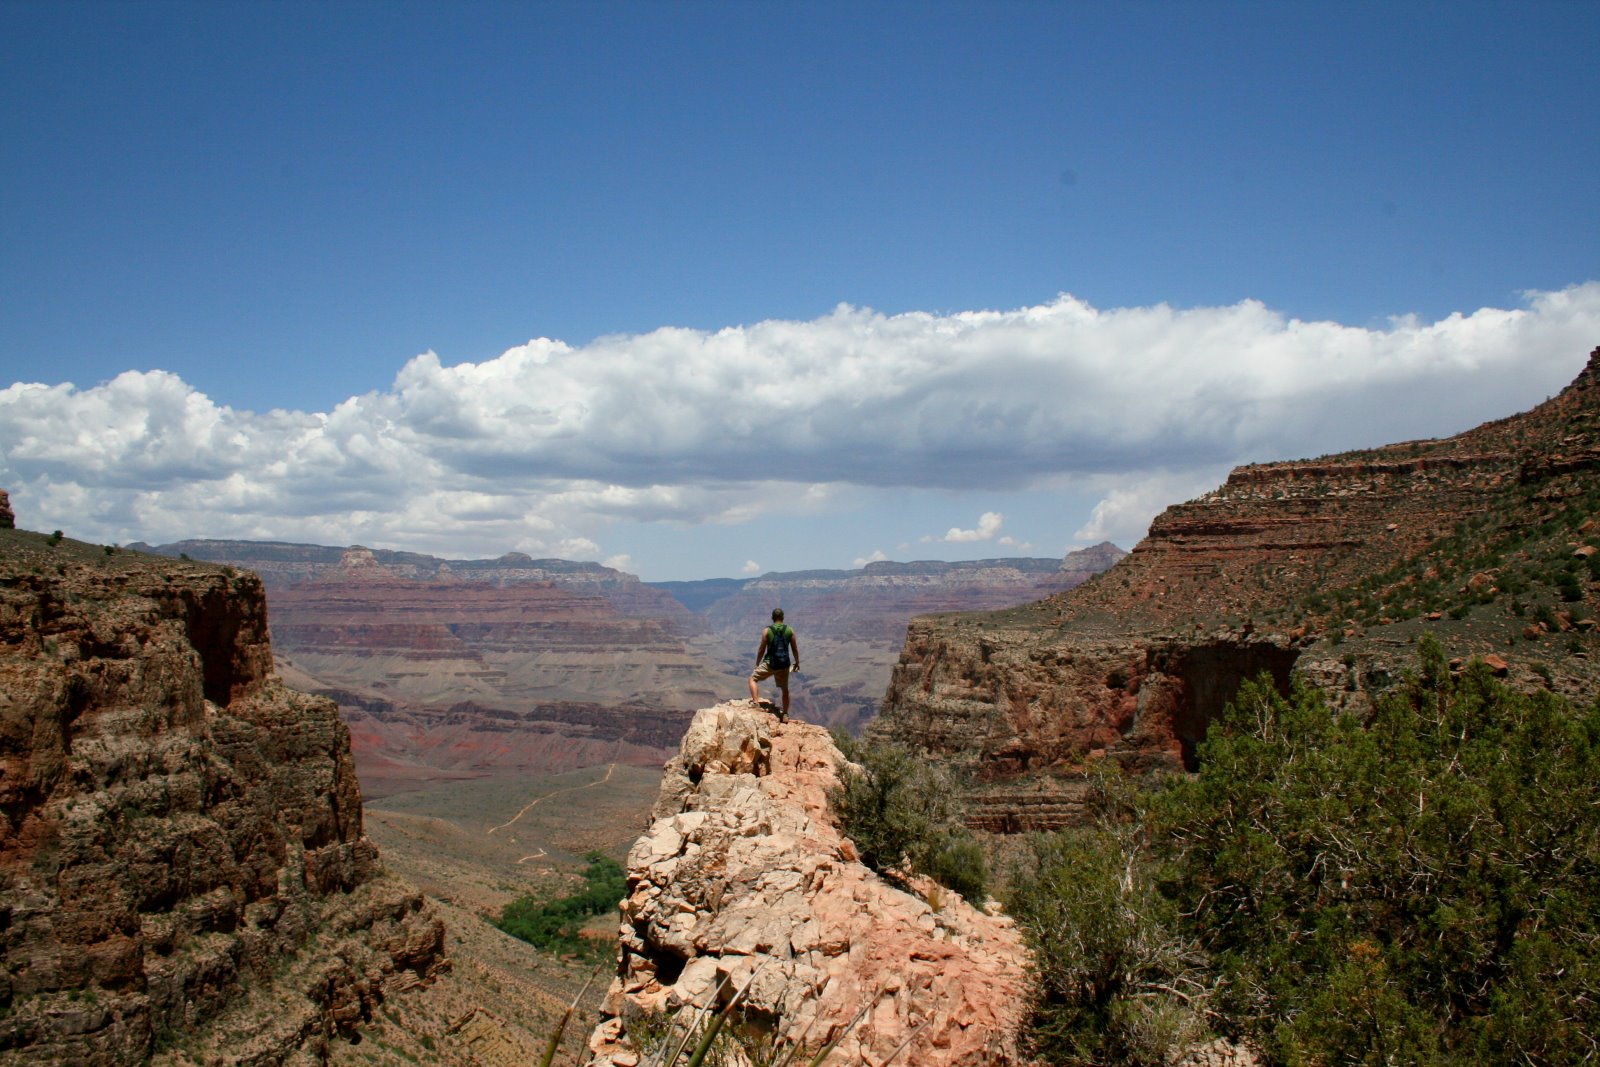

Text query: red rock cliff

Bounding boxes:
[0,531,445,1065]
[877,345,1600,830]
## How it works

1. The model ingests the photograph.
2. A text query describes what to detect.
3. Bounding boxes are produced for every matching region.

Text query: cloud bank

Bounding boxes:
[3,284,1597,562]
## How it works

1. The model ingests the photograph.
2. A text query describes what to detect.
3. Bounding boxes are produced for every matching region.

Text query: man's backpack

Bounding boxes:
[766,623,792,670]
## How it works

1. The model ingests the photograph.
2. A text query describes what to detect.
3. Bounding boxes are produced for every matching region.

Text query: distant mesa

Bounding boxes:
[125,536,1125,795]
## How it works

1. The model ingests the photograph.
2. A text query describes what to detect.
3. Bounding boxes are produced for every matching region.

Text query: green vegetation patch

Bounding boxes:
[1007,636,1600,1065]
[494,851,625,961]
[830,730,988,902]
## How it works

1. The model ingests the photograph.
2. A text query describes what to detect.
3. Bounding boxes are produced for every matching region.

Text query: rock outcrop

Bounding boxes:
[877,345,1600,830]
[587,702,1029,1067]
[0,529,445,1065]
[0,490,13,530]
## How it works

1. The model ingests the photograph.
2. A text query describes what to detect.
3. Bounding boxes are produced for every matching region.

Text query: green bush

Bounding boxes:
[1156,637,1600,1064]
[829,733,987,901]
[1006,767,1208,1066]
[1004,640,1600,1064]
[494,851,625,960]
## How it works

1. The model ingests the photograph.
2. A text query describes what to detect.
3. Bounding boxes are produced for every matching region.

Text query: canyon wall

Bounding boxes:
[877,345,1600,830]
[0,529,445,1065]
[133,540,1123,795]
[131,544,737,797]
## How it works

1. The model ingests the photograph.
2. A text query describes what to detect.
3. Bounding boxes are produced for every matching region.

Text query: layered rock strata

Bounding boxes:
[130,544,737,794]
[587,701,1028,1067]
[0,531,445,1065]
[877,345,1600,830]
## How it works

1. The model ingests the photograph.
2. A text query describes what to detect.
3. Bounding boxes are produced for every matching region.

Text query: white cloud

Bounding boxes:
[1073,471,1227,546]
[853,549,889,567]
[602,553,635,573]
[742,560,762,574]
[997,535,1034,551]
[2,283,1597,560]
[930,511,1005,543]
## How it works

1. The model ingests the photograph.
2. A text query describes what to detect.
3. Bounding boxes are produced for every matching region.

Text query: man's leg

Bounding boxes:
[779,676,790,718]
[749,672,760,703]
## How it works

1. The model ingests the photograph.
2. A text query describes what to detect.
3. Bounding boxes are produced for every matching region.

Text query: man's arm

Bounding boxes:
[789,632,799,671]
[754,631,769,665]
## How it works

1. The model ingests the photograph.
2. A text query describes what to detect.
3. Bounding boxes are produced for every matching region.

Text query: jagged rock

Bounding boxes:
[0,532,445,1065]
[587,701,1029,1067]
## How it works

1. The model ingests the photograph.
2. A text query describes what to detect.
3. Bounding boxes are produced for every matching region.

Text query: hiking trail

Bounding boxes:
[487,763,617,836]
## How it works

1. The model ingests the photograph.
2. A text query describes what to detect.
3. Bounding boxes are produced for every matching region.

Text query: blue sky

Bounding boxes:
[3,1,1598,580]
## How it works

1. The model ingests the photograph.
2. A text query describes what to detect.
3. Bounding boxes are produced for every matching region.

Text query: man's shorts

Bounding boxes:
[750,663,790,689]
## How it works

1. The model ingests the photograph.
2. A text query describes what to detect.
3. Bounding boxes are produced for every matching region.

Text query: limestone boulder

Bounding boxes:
[588,700,1029,1067]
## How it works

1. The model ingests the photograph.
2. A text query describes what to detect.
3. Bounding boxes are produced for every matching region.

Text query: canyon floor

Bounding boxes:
[332,765,661,1066]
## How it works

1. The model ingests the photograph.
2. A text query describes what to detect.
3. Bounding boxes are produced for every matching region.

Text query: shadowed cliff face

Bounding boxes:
[0,531,444,1065]
[877,345,1600,830]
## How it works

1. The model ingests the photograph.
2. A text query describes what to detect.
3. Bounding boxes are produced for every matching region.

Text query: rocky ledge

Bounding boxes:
[0,529,445,1065]
[587,701,1028,1067]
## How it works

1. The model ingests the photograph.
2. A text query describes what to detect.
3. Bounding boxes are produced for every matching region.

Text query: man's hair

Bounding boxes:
[771,608,784,621]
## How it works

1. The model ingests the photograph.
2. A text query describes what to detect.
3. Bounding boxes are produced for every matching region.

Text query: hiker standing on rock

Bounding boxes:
[749,608,799,720]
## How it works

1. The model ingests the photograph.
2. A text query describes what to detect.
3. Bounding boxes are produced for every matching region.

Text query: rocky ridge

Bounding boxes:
[876,344,1600,830]
[587,701,1028,1067]
[0,528,445,1065]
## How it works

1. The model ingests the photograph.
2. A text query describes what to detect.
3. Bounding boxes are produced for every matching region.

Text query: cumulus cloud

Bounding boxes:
[2,283,1597,561]
[742,560,762,575]
[853,549,889,567]
[1073,470,1230,546]
[927,511,1005,543]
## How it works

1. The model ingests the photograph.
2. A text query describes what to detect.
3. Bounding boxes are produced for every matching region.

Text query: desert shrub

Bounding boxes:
[1007,766,1209,1066]
[1156,637,1600,1064]
[829,734,988,901]
[495,851,625,960]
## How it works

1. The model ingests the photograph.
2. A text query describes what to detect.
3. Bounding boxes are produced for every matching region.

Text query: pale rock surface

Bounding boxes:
[587,701,1029,1067]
